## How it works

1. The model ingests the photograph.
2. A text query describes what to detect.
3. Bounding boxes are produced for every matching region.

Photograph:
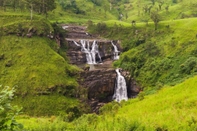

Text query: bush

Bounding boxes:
[179,57,197,74]
[0,86,23,130]
[96,22,107,34]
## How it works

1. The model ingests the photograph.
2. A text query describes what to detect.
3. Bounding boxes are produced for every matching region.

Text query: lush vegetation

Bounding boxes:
[71,75,197,131]
[87,18,197,94]
[1,0,197,130]
[0,12,86,122]
[0,86,23,130]
[16,75,197,130]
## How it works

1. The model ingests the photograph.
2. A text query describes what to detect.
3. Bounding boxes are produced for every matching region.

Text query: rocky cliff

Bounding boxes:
[63,25,141,113]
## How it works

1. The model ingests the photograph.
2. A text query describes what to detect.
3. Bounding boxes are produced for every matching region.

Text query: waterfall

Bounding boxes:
[111,41,119,60]
[73,40,102,64]
[80,40,93,64]
[91,41,97,64]
[91,40,102,63]
[113,69,128,102]
[73,41,80,46]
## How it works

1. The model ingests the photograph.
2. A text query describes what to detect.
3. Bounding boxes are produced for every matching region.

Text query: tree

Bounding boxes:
[25,0,55,14]
[150,0,156,5]
[150,10,161,30]
[141,14,150,25]
[104,4,108,18]
[0,86,23,130]
[165,5,169,13]
[158,0,164,10]
[125,12,128,19]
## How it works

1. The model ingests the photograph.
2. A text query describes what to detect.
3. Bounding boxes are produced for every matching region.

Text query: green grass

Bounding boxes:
[0,36,78,93]
[51,0,197,24]
[71,75,197,131]
[0,13,84,117]
[0,35,84,116]
[93,18,196,90]
[17,116,72,131]
[17,75,197,130]
[1,0,197,130]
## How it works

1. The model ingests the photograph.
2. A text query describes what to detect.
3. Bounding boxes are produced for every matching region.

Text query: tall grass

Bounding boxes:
[71,75,197,130]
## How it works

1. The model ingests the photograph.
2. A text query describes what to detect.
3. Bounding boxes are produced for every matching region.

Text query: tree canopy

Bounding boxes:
[0,0,56,14]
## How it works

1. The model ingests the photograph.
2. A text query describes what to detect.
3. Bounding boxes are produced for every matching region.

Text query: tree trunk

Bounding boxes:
[42,0,45,14]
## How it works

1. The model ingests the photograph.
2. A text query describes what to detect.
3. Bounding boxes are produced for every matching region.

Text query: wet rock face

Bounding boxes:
[80,69,116,102]
[62,25,93,39]
[63,25,141,113]
[63,25,122,65]
[66,40,121,65]
[80,69,141,103]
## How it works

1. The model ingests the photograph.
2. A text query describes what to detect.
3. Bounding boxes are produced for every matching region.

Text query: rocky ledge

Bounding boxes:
[79,69,141,113]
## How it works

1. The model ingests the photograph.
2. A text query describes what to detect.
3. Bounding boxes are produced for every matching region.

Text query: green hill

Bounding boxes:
[85,17,197,93]
[1,0,197,130]
[72,74,197,131]
[0,14,85,117]
[47,0,197,24]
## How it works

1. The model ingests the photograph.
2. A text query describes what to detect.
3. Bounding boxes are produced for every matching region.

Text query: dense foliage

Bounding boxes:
[1,0,197,130]
[0,14,86,119]
[0,0,55,14]
[70,75,197,131]
[0,86,23,130]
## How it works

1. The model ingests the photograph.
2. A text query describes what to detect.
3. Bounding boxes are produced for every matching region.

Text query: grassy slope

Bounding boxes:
[72,75,197,131]
[0,14,83,117]
[91,18,197,91]
[48,0,116,24]
[1,0,197,129]
[49,0,197,24]
[20,75,197,130]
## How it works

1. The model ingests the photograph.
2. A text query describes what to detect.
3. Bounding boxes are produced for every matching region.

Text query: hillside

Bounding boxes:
[1,0,197,130]
[85,17,197,93]
[48,0,197,24]
[0,14,86,117]
[72,74,197,131]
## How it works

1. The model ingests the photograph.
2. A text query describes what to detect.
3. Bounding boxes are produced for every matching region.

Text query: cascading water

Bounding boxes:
[111,41,120,60]
[73,40,102,64]
[80,40,93,64]
[91,41,102,63]
[91,41,97,64]
[113,68,128,102]
[73,41,80,46]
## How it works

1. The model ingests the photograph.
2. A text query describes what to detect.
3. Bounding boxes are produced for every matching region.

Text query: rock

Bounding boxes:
[66,40,120,65]
[64,25,141,113]
[79,69,141,102]
[26,32,32,38]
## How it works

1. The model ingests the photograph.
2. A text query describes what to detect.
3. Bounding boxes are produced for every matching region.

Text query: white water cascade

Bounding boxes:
[91,41,102,63]
[111,41,120,60]
[113,69,128,102]
[73,41,80,46]
[80,40,94,64]
[74,40,102,64]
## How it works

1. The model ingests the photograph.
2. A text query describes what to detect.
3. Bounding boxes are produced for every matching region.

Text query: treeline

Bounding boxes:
[58,0,85,14]
[0,0,55,14]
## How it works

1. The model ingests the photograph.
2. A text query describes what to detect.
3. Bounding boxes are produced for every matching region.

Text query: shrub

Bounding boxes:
[179,57,197,74]
[96,22,107,34]
[0,85,23,130]
[138,91,145,101]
